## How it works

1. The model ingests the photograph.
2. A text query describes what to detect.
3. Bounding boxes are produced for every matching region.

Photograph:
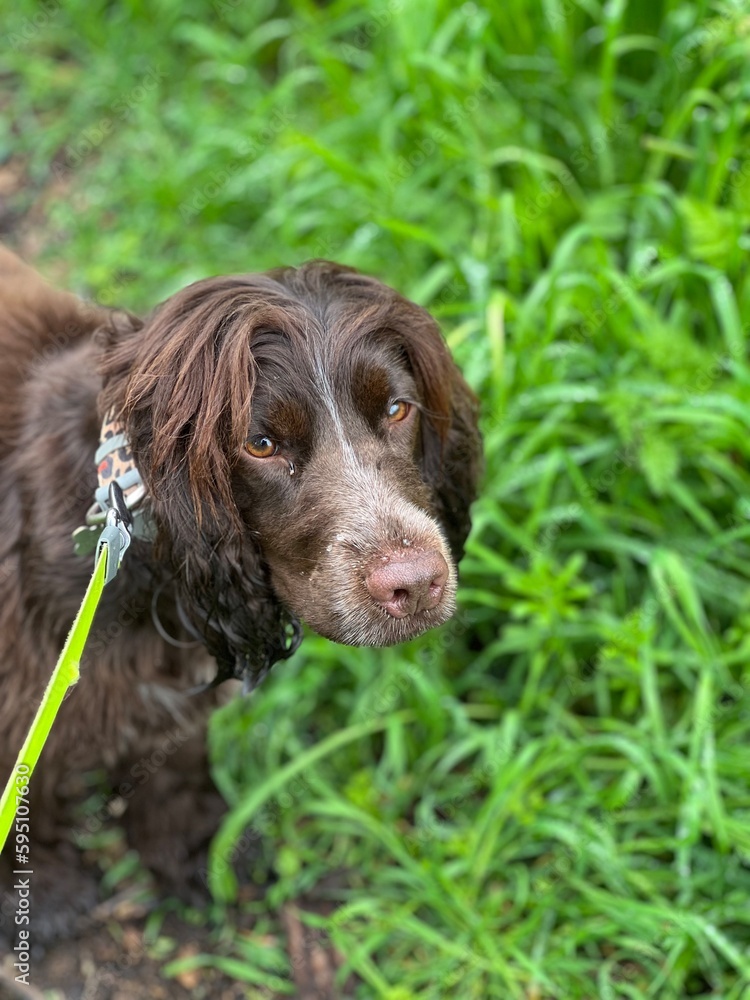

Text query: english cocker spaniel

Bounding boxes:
[0,246,481,942]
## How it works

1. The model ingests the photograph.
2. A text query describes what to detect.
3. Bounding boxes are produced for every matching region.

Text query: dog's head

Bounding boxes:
[99,262,481,687]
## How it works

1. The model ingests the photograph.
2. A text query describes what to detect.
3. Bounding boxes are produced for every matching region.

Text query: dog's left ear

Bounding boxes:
[397,304,482,561]
[426,367,482,561]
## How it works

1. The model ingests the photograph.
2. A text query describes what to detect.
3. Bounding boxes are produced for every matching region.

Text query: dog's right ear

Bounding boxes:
[96,279,299,689]
[98,279,262,525]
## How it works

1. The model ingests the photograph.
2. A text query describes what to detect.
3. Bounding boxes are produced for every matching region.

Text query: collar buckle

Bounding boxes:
[96,487,133,584]
[84,483,147,527]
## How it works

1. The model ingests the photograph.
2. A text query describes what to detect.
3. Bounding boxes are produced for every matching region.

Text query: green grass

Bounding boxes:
[4,0,750,996]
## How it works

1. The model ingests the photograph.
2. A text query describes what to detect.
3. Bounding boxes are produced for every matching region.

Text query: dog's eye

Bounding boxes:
[387,400,411,422]
[245,435,278,458]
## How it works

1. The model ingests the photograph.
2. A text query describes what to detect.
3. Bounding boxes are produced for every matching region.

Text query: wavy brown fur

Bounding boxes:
[0,247,481,944]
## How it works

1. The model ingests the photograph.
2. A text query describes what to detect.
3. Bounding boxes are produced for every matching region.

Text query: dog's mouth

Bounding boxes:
[275,535,458,648]
[302,588,457,647]
[259,479,461,649]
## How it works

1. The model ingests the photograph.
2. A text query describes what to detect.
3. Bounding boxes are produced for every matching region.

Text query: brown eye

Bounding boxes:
[245,435,278,458]
[387,400,411,422]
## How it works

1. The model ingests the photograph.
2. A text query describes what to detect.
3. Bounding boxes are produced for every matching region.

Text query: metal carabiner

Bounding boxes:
[95,484,133,585]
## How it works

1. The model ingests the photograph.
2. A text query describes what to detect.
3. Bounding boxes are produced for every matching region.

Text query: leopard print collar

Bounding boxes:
[94,414,144,513]
[83,415,153,542]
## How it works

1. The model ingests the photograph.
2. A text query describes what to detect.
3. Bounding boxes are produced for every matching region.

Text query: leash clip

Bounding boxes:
[95,483,132,584]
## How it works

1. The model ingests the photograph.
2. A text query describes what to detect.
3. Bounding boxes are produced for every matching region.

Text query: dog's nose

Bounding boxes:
[365,549,449,618]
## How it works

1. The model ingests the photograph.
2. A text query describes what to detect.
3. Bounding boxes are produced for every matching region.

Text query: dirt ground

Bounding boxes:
[0,900,349,1000]
[1,914,254,1000]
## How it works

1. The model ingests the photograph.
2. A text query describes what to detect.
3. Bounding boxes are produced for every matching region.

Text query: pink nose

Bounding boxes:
[365,549,449,618]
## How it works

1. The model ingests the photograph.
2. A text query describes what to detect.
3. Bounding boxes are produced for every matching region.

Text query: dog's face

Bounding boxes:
[237,328,456,646]
[100,262,481,683]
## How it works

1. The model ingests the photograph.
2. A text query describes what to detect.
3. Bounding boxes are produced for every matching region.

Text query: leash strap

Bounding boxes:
[0,488,131,853]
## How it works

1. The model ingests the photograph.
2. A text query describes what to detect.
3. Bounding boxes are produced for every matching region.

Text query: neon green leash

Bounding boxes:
[0,490,132,854]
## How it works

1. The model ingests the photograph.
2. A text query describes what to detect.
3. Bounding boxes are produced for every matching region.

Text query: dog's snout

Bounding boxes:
[365,549,449,618]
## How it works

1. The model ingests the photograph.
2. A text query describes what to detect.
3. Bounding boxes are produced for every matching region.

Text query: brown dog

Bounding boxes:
[0,247,481,943]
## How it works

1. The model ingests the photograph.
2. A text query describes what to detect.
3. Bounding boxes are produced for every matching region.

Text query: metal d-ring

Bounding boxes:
[95,507,132,584]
